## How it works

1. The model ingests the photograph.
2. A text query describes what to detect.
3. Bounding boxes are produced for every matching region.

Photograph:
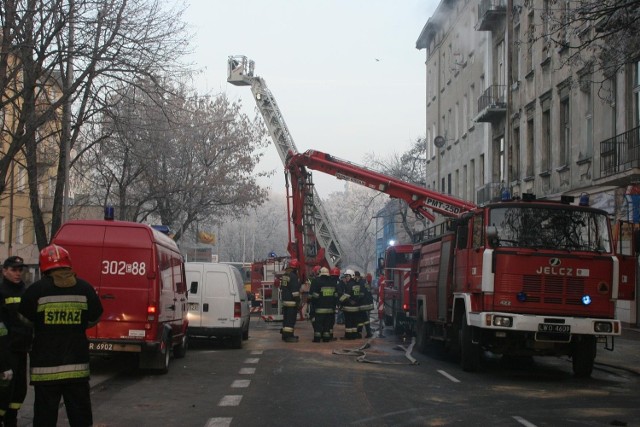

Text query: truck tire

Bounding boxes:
[459,313,481,372]
[242,324,249,340]
[415,312,428,353]
[572,335,596,378]
[231,334,242,349]
[159,336,171,374]
[173,334,188,359]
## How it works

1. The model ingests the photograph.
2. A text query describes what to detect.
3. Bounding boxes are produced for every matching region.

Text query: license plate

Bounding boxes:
[538,323,570,333]
[188,303,198,311]
[89,342,113,351]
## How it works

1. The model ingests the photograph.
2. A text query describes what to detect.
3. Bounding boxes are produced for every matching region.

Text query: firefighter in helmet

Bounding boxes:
[309,267,338,342]
[0,256,32,427]
[330,267,342,330]
[338,269,362,339]
[280,258,301,343]
[357,272,374,338]
[18,244,103,426]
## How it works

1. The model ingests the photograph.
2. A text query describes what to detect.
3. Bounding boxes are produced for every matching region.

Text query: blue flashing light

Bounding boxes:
[104,205,115,220]
[582,294,592,305]
[516,291,527,302]
[151,225,171,235]
[501,188,511,201]
[579,193,590,206]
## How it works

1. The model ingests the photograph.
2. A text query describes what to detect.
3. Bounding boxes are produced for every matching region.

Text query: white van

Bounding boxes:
[185,262,250,348]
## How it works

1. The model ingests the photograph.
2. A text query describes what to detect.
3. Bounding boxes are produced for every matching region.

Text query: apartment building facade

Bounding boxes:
[416,0,640,324]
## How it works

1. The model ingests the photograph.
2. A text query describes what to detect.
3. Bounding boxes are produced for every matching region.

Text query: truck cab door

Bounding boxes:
[616,220,637,301]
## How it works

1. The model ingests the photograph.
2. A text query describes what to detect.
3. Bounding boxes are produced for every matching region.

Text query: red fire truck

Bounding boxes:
[285,149,636,377]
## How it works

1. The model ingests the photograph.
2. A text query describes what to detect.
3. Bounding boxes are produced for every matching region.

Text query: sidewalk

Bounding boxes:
[594,325,640,375]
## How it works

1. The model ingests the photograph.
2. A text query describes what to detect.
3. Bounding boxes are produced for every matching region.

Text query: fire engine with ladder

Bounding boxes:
[285,148,636,377]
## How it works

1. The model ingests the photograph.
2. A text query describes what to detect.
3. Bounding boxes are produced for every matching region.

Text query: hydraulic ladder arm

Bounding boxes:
[227,56,344,272]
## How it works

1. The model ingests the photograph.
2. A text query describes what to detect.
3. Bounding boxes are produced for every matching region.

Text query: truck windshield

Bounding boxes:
[488,206,611,253]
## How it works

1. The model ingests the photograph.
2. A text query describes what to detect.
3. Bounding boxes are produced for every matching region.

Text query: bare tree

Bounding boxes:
[1,0,191,248]
[364,137,429,242]
[532,0,640,80]
[81,85,271,241]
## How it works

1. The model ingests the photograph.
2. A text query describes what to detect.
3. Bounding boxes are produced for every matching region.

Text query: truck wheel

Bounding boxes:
[415,313,428,353]
[231,334,242,349]
[173,335,188,359]
[242,324,249,340]
[459,313,481,372]
[572,335,596,378]
[159,336,171,373]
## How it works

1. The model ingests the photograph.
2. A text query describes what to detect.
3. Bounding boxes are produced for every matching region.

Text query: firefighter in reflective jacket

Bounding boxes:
[355,272,374,338]
[0,256,31,427]
[0,299,15,424]
[18,244,103,427]
[280,259,301,343]
[309,267,338,342]
[338,270,362,340]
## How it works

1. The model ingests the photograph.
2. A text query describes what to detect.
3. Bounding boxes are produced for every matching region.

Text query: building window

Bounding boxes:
[470,159,476,202]
[16,219,24,244]
[581,78,593,158]
[495,137,505,183]
[526,115,535,176]
[634,60,640,127]
[463,165,468,200]
[559,96,570,166]
[470,84,476,119]
[511,126,520,180]
[541,95,552,172]
[16,166,27,192]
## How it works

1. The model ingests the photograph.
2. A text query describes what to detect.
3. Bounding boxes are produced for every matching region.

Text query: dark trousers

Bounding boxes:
[343,310,360,339]
[316,313,335,341]
[33,381,93,427]
[282,305,298,338]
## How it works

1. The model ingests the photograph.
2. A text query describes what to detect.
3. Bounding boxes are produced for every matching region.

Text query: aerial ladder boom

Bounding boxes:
[227,56,344,270]
[286,149,477,222]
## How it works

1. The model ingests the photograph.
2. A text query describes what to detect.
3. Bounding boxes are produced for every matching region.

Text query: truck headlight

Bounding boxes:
[594,322,612,333]
[493,316,513,327]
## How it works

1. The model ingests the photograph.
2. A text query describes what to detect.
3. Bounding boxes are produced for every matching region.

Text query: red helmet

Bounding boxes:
[39,244,72,273]
[287,258,300,269]
[330,267,340,276]
[312,265,321,274]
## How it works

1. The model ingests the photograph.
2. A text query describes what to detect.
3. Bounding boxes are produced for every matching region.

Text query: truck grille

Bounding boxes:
[521,275,585,305]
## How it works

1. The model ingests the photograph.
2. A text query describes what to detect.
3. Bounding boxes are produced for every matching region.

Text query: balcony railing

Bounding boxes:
[599,125,640,179]
[475,85,507,123]
[476,182,504,205]
[476,0,506,31]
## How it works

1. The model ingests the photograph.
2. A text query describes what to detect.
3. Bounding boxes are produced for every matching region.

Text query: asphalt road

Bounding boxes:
[16,315,640,426]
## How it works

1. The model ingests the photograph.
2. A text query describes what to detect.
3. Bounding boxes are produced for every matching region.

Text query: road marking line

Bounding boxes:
[205,417,232,427]
[218,395,243,406]
[437,369,460,383]
[239,367,256,374]
[251,350,263,355]
[231,379,251,388]
[513,416,538,427]
[244,358,260,364]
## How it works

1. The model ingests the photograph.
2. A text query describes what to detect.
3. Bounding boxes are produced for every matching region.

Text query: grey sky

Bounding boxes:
[182,0,437,196]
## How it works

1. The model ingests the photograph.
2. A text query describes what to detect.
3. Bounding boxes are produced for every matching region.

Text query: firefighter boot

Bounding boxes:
[284,336,299,343]
[365,324,373,338]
